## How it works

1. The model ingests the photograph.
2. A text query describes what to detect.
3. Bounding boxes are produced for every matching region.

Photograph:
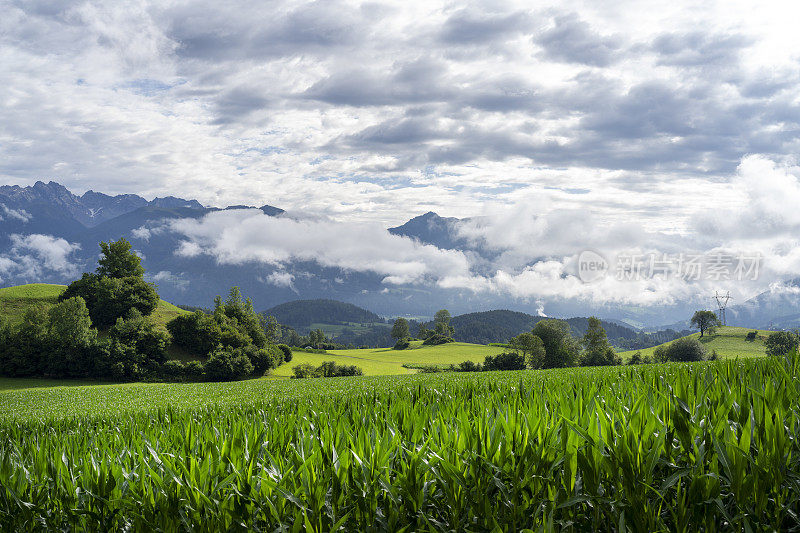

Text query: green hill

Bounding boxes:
[263,299,384,330]
[273,341,506,377]
[0,283,188,329]
[617,326,771,360]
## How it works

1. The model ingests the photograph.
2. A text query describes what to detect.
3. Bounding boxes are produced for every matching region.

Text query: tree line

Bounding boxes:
[0,239,291,382]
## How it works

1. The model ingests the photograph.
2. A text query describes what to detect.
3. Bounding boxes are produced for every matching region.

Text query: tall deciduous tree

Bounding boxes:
[434,309,454,336]
[97,238,145,279]
[391,318,410,340]
[580,317,619,366]
[690,310,721,337]
[531,319,579,368]
[509,332,546,368]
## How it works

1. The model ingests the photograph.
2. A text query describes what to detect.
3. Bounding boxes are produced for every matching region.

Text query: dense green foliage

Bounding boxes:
[1,356,799,530]
[167,287,283,379]
[691,310,722,337]
[579,316,622,367]
[655,337,708,362]
[390,317,410,340]
[422,333,454,345]
[60,273,159,328]
[765,330,799,357]
[60,239,159,328]
[96,238,146,279]
[291,360,364,378]
[531,319,580,368]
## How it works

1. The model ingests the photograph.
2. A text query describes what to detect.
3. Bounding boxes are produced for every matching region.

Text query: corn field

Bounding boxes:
[1,356,800,531]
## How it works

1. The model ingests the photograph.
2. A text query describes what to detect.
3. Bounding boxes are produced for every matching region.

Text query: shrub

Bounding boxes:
[765,331,798,357]
[663,337,706,362]
[422,334,454,346]
[393,338,411,350]
[746,331,758,341]
[109,310,170,364]
[291,361,364,379]
[457,360,482,372]
[628,351,643,365]
[292,363,318,379]
[167,312,223,356]
[483,352,526,371]
[204,348,254,381]
[184,360,204,381]
[277,344,292,362]
[161,360,186,381]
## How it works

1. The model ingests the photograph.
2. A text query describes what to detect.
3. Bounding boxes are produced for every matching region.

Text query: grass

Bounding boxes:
[618,326,771,360]
[0,283,188,328]
[1,356,799,530]
[274,341,506,377]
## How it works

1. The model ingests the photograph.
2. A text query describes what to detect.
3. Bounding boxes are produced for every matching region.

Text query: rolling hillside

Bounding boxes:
[273,341,506,377]
[617,326,772,360]
[0,283,188,328]
[263,299,384,329]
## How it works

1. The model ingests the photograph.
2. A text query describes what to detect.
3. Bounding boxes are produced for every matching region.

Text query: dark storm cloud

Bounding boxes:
[534,13,622,67]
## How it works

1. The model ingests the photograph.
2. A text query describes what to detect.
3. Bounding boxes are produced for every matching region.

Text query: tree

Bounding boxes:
[434,309,454,336]
[391,318,410,340]
[483,352,526,371]
[110,309,170,363]
[531,319,579,368]
[765,331,798,357]
[509,332,546,368]
[264,315,281,343]
[309,329,327,347]
[61,273,159,328]
[47,297,95,348]
[690,310,721,337]
[580,317,620,367]
[97,238,145,279]
[417,323,432,340]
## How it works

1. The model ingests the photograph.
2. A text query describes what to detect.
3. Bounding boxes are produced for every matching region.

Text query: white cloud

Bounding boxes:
[262,271,296,291]
[168,209,471,285]
[0,0,798,229]
[148,270,189,290]
[0,205,32,222]
[0,234,81,281]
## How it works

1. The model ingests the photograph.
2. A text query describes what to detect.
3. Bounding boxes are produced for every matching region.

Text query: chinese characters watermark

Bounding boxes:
[578,251,761,283]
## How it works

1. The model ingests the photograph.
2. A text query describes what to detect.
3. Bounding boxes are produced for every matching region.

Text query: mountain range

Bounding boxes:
[1,180,798,329]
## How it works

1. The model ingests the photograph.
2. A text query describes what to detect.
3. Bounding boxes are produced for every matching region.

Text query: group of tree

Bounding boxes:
[290,360,364,379]
[0,239,170,380]
[0,238,290,382]
[504,318,619,369]
[391,310,456,349]
[166,287,290,380]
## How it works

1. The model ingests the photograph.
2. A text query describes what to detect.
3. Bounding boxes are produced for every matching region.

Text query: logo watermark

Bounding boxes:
[578,250,609,283]
[578,251,762,283]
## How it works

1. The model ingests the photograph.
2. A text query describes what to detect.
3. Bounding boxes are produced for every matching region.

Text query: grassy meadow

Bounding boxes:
[618,326,771,360]
[275,341,505,376]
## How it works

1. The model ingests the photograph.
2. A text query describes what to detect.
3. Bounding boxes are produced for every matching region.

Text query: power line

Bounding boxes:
[714,291,732,326]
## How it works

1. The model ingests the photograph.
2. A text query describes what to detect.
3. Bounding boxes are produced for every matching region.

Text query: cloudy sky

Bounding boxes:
[2,0,800,308]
